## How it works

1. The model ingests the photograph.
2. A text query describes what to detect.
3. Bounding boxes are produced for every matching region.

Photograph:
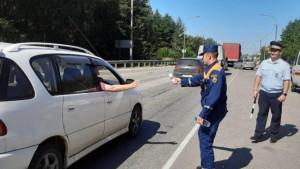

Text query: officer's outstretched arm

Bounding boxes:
[180,75,203,87]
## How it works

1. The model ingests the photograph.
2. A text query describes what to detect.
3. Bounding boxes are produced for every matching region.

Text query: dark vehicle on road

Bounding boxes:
[173,58,204,78]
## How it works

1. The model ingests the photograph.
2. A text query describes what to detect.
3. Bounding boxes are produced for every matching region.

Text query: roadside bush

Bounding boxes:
[184,47,197,58]
[155,47,180,60]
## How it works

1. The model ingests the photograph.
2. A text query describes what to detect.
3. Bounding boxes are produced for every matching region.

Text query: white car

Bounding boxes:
[291,51,300,92]
[233,58,255,70]
[0,42,143,169]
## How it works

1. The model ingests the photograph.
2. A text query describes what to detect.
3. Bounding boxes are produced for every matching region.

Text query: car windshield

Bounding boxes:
[177,59,200,66]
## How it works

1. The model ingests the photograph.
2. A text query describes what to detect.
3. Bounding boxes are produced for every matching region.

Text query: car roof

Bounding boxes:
[179,57,201,60]
[1,42,93,53]
[0,42,101,60]
[0,42,13,50]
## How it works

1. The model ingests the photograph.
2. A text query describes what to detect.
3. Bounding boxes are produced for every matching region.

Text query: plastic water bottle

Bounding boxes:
[166,70,177,84]
[194,116,211,127]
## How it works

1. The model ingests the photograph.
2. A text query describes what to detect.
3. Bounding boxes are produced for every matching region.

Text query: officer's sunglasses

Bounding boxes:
[270,48,281,52]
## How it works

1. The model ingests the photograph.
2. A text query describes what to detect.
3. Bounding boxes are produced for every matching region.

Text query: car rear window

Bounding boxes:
[31,56,59,95]
[177,59,201,66]
[0,58,34,101]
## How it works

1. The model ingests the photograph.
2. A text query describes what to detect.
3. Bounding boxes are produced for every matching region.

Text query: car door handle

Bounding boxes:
[107,99,112,104]
[68,105,75,111]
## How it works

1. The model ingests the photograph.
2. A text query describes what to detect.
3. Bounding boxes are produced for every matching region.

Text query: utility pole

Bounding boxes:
[259,40,262,61]
[182,16,200,58]
[130,0,133,60]
[263,37,266,60]
[183,27,186,58]
[260,13,278,41]
[275,24,278,41]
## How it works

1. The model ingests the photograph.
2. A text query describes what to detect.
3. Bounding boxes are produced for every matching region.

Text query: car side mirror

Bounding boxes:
[125,79,134,84]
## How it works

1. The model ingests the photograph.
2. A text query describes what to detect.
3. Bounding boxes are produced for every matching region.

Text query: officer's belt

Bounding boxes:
[203,62,222,79]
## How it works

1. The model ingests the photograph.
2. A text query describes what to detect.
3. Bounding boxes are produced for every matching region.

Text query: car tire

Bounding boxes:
[128,106,142,138]
[28,144,63,169]
[291,82,296,92]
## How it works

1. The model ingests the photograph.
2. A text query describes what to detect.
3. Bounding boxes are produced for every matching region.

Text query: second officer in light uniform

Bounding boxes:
[173,44,227,169]
[250,41,290,143]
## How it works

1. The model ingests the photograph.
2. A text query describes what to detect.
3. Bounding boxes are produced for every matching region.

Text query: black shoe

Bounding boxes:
[250,136,262,143]
[270,138,278,143]
[196,167,213,169]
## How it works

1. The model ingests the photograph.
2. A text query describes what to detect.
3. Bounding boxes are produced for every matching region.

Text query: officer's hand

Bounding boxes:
[277,95,286,102]
[172,77,181,85]
[253,90,258,98]
[196,116,204,125]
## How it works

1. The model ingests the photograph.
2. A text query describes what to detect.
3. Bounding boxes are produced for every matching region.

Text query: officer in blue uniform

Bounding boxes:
[250,41,290,143]
[173,44,227,169]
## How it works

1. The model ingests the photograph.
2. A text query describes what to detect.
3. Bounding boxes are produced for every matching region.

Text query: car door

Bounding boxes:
[292,51,300,85]
[91,58,131,138]
[58,55,105,156]
[238,59,243,69]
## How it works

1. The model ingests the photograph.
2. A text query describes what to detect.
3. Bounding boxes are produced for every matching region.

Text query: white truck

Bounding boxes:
[197,45,228,70]
[291,50,300,92]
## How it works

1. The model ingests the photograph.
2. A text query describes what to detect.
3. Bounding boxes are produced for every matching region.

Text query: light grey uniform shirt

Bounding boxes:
[256,58,290,93]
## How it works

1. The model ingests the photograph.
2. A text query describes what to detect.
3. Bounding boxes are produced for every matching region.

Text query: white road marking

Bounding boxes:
[162,124,200,169]
[161,69,239,169]
[227,69,240,85]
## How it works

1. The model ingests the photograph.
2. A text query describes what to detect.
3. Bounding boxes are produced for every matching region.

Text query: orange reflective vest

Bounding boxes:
[203,62,222,79]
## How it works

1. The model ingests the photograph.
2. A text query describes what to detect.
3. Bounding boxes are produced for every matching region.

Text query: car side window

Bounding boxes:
[0,58,34,101]
[94,65,120,85]
[31,56,59,95]
[58,55,97,94]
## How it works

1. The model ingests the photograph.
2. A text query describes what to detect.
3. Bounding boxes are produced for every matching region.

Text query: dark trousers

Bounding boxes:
[255,90,282,139]
[198,111,226,168]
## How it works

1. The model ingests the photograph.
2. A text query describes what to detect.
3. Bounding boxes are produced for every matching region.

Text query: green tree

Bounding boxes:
[0,0,219,61]
[184,47,197,58]
[155,47,179,60]
[171,18,185,54]
[281,18,300,62]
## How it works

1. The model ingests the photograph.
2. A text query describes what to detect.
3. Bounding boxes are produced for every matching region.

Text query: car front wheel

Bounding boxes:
[128,106,142,137]
[29,144,63,169]
[291,83,296,92]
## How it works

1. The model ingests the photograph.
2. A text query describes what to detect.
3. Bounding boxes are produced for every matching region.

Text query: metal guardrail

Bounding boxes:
[107,60,177,68]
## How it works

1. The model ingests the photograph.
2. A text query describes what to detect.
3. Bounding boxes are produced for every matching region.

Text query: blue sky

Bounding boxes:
[149,0,300,55]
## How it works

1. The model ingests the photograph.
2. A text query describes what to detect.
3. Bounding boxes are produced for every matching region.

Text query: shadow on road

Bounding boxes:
[263,124,298,141]
[279,124,298,139]
[214,146,253,169]
[69,120,174,169]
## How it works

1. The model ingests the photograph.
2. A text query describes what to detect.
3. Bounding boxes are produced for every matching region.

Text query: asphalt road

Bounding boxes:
[69,66,300,169]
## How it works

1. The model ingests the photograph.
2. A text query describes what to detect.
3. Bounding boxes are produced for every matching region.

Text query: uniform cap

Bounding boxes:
[199,44,218,56]
[270,41,283,50]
